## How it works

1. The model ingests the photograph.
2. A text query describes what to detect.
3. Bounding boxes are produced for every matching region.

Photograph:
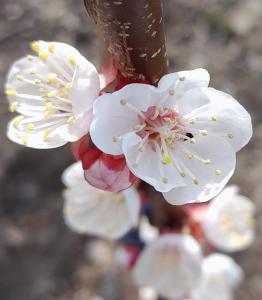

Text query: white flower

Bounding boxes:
[6,41,100,148]
[133,234,203,299]
[90,69,252,205]
[192,253,244,300]
[62,161,140,239]
[202,185,255,252]
[139,216,159,243]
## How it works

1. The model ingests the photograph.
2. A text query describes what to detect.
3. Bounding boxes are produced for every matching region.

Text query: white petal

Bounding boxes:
[186,87,252,152]
[122,133,186,192]
[62,163,140,239]
[70,63,100,117]
[133,234,202,299]
[61,161,85,187]
[163,135,236,205]
[158,68,210,93]
[139,217,159,243]
[202,186,255,252]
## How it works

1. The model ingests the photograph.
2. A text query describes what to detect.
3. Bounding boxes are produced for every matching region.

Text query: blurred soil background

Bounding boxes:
[0,0,262,299]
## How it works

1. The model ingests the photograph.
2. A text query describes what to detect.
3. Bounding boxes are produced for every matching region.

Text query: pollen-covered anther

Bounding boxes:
[189,138,196,144]
[200,130,208,136]
[68,55,77,66]
[44,110,53,118]
[202,159,211,165]
[6,89,17,97]
[16,74,24,81]
[42,130,50,139]
[120,99,127,106]
[47,90,57,98]
[180,172,187,178]
[112,135,119,142]
[162,154,172,164]
[27,55,34,61]
[169,89,175,96]
[215,169,222,176]
[189,117,196,125]
[138,146,144,152]
[39,52,48,61]
[26,123,35,132]
[162,176,169,184]
[193,178,200,185]
[187,153,193,159]
[48,44,55,53]
[8,102,18,112]
[31,42,40,52]
[211,115,218,121]
[12,116,24,127]
[45,102,54,111]
[67,116,75,124]
[34,79,41,85]
[47,73,57,84]
[22,134,28,145]
[227,133,234,139]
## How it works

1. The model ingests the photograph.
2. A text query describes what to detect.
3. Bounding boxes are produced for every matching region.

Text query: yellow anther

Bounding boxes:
[68,55,77,66]
[59,83,66,88]
[215,169,221,176]
[16,74,24,81]
[12,116,24,127]
[26,123,35,132]
[6,89,17,97]
[39,52,48,61]
[189,118,196,125]
[45,102,54,110]
[112,136,119,142]
[31,41,40,52]
[120,99,127,106]
[169,89,175,96]
[179,75,186,81]
[8,102,18,112]
[28,68,36,75]
[200,130,208,136]
[193,178,200,185]
[44,110,53,118]
[47,90,57,98]
[58,92,65,98]
[187,153,193,159]
[162,154,172,164]
[211,115,218,121]
[162,176,169,184]
[42,130,50,139]
[65,83,72,90]
[132,163,139,168]
[202,159,211,165]
[27,55,34,61]
[22,134,28,145]
[189,138,196,144]
[48,44,55,53]
[180,172,187,178]
[34,79,41,85]
[67,116,75,124]
[228,133,234,139]
[47,73,57,84]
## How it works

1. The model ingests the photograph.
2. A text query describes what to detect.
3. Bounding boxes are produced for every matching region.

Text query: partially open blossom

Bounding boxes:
[6,41,100,148]
[62,161,140,239]
[82,147,138,192]
[133,234,203,299]
[202,185,255,252]
[192,253,244,300]
[90,69,252,205]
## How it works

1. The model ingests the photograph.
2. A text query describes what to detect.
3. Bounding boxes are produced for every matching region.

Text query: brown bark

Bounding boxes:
[84,0,168,84]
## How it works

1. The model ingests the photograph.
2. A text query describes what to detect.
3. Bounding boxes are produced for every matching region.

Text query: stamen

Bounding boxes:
[227,133,234,139]
[215,169,221,176]
[12,116,24,127]
[8,102,18,112]
[42,130,50,139]
[192,178,200,185]
[31,42,40,52]
[6,89,17,97]
[26,123,35,132]
[211,115,218,121]
[68,55,77,66]
[162,176,169,184]
[187,153,193,159]
[48,44,55,53]
[67,116,75,124]
[162,154,172,164]
[199,130,208,136]
[39,52,48,61]
[120,99,127,106]
[16,74,24,81]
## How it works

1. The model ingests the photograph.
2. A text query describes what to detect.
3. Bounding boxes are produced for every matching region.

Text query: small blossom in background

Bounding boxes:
[90,69,252,204]
[133,234,203,299]
[5,41,100,148]
[192,253,244,300]
[202,185,255,252]
[62,161,140,239]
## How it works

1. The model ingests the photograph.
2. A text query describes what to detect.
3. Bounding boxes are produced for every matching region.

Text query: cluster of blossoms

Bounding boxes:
[5,41,254,299]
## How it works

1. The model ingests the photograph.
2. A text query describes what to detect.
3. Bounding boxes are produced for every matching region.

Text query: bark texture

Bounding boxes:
[84,0,168,84]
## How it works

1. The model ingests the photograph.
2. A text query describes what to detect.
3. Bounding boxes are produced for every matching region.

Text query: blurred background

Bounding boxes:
[0,0,261,299]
